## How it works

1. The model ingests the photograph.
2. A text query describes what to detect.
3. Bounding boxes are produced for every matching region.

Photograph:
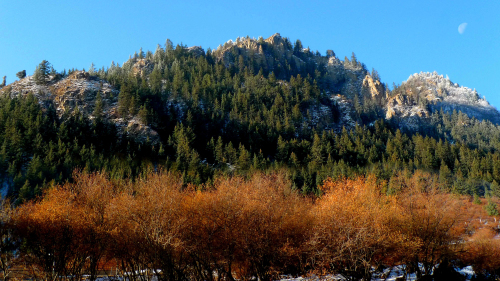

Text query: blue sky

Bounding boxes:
[1,1,499,108]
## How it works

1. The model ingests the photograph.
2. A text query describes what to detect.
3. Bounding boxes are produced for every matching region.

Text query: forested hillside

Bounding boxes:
[0,34,500,202]
[0,33,500,280]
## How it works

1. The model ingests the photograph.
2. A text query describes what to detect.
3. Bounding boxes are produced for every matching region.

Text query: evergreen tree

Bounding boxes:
[138,105,148,125]
[491,180,500,198]
[33,60,51,85]
[93,92,103,121]
[293,39,303,55]
[350,52,358,67]
[16,70,26,79]
[473,193,481,205]
[439,160,453,191]
[484,199,499,216]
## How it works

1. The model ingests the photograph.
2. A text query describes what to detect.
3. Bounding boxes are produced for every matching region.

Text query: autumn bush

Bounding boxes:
[460,228,500,278]
[309,176,409,280]
[5,170,500,280]
[180,172,312,281]
[106,171,188,281]
[389,171,469,279]
[14,187,95,280]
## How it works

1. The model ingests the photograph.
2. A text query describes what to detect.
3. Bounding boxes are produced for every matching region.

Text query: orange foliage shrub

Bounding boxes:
[182,172,312,281]
[9,170,500,280]
[392,178,468,278]
[14,187,93,280]
[105,171,188,281]
[311,176,411,280]
[461,233,500,275]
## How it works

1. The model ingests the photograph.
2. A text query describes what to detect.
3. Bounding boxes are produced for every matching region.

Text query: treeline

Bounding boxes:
[1,171,499,281]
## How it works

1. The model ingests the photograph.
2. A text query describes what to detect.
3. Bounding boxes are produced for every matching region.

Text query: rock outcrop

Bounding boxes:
[0,71,160,144]
[131,59,155,77]
[362,75,385,105]
[385,72,500,127]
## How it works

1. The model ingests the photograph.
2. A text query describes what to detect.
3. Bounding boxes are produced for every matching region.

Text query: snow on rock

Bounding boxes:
[0,71,160,145]
[401,72,500,123]
[331,95,357,129]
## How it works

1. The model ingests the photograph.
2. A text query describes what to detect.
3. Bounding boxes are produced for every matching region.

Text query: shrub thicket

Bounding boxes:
[3,170,499,280]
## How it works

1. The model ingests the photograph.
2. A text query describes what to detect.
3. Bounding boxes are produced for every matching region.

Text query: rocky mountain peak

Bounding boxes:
[264,33,282,44]
[405,72,488,106]
[385,71,500,128]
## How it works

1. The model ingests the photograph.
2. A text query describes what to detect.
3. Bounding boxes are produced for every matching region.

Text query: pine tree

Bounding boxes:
[439,160,453,190]
[293,39,303,55]
[18,180,32,201]
[88,63,96,75]
[138,105,148,125]
[350,52,358,67]
[371,68,380,81]
[310,133,324,169]
[491,180,500,198]
[93,92,103,121]
[33,60,51,85]
[484,199,499,216]
[473,193,481,205]
[16,70,26,79]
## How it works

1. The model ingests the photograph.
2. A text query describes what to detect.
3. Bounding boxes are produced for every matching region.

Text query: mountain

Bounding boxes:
[386,71,500,130]
[2,33,497,135]
[1,33,500,201]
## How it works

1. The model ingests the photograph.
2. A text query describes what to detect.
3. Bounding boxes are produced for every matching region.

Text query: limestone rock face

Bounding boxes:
[187,46,205,57]
[362,75,385,105]
[131,59,155,77]
[0,71,160,144]
[124,117,160,144]
[385,72,500,128]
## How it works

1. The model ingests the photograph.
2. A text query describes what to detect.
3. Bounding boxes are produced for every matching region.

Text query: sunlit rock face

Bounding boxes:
[385,72,500,129]
[0,71,160,144]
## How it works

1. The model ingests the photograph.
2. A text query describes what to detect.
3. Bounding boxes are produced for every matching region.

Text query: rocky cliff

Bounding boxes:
[385,71,500,129]
[0,70,159,144]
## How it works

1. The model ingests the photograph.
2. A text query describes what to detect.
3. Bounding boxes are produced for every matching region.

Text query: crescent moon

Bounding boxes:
[458,23,468,34]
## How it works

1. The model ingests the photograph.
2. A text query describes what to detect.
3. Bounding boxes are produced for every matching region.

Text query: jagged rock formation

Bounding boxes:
[385,71,500,129]
[186,46,205,57]
[362,75,386,105]
[131,59,155,77]
[0,71,160,144]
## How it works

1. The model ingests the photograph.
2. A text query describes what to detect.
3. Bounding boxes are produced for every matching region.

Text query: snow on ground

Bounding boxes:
[93,265,476,281]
